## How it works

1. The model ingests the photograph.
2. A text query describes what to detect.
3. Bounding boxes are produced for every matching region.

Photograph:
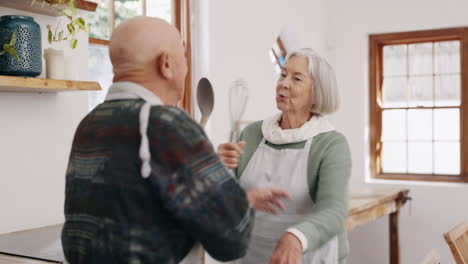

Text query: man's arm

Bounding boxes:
[147,106,253,261]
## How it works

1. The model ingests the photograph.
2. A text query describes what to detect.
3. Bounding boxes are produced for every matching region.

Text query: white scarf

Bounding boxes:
[261,113,335,144]
[105,82,163,178]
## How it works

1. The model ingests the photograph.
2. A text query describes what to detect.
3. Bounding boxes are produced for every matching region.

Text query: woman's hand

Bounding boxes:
[246,188,291,215]
[217,141,246,169]
[270,233,303,264]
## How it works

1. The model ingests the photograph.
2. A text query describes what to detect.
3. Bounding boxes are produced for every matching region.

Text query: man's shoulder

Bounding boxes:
[150,105,190,118]
[149,106,205,141]
[149,106,197,126]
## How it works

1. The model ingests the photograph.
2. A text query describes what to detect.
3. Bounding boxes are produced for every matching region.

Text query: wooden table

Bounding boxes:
[346,188,410,264]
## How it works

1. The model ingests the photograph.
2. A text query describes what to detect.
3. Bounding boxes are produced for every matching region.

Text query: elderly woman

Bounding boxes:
[218,48,351,264]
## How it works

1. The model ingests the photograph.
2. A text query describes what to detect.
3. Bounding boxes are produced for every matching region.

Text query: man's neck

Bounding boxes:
[113,76,176,106]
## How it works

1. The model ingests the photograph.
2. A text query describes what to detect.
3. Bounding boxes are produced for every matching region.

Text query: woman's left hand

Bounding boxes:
[270,233,303,264]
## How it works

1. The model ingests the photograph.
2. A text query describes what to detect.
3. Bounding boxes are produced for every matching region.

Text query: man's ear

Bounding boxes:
[158,52,173,80]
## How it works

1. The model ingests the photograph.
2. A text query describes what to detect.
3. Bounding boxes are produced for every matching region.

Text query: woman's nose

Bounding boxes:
[278,78,290,89]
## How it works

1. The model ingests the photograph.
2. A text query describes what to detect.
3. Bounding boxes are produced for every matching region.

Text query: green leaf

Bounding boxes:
[84,24,90,33]
[3,44,11,52]
[3,44,19,62]
[70,38,77,49]
[67,23,75,35]
[69,0,77,16]
[58,31,63,41]
[10,49,20,62]
[48,30,53,44]
[9,32,16,46]
[61,8,73,18]
[77,17,85,27]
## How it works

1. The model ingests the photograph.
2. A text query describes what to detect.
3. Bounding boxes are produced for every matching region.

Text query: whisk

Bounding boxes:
[229,78,249,142]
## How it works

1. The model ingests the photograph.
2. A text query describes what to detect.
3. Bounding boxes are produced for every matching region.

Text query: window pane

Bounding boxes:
[383,45,407,77]
[408,76,433,107]
[434,108,460,141]
[88,0,111,40]
[115,0,143,28]
[409,43,433,75]
[434,142,460,175]
[434,75,461,106]
[434,41,460,74]
[383,77,407,107]
[88,45,113,110]
[408,109,432,141]
[382,142,407,173]
[382,109,406,141]
[147,0,172,23]
[408,142,433,174]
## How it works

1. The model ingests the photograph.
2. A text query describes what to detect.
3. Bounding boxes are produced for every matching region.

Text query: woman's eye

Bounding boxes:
[294,77,302,82]
[281,73,287,78]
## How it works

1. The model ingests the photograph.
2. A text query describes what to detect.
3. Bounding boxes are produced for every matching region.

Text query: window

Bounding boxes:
[87,0,192,114]
[369,28,468,182]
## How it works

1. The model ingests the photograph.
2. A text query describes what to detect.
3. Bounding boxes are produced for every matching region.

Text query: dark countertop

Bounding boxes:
[0,225,64,263]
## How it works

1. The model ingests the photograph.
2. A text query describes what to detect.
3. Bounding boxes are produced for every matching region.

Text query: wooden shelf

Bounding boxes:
[0,75,101,93]
[0,0,97,17]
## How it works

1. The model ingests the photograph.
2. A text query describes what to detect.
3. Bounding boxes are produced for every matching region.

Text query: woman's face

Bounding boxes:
[276,56,314,114]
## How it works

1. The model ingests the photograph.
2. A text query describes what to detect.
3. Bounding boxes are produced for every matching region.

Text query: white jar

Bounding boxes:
[43,48,65,80]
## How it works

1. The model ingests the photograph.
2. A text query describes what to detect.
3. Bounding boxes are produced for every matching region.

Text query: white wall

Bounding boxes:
[0,7,90,234]
[329,0,468,263]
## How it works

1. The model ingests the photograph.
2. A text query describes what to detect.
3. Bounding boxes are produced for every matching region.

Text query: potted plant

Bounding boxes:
[0,0,90,78]
[38,0,90,49]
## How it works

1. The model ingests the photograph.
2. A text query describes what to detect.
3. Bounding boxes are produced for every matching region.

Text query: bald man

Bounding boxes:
[61,17,257,264]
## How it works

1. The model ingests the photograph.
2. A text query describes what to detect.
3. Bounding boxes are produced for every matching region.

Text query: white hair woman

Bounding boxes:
[218,48,351,264]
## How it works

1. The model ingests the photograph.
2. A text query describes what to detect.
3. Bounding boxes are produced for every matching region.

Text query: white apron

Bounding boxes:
[238,138,338,264]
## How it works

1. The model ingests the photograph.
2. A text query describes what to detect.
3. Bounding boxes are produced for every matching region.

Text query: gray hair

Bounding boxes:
[284,48,340,115]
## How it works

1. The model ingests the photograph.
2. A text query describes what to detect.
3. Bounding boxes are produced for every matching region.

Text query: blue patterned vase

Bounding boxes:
[0,15,42,77]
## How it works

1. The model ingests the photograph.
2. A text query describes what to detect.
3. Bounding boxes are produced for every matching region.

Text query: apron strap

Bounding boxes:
[261,138,313,150]
[304,138,313,150]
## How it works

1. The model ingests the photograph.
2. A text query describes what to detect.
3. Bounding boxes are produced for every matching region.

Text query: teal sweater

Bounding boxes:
[235,121,351,262]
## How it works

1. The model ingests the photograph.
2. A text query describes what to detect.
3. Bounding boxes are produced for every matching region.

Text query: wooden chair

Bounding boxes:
[444,221,468,264]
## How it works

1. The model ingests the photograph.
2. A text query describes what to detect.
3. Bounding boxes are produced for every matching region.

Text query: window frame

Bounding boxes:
[88,0,193,115]
[369,27,468,183]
